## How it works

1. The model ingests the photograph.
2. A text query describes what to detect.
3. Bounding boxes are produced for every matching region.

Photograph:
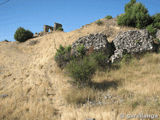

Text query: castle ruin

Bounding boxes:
[43,22,63,32]
[34,22,63,37]
[43,25,54,32]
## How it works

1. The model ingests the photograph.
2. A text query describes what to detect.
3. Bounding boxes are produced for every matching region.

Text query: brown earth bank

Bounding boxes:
[0,18,159,120]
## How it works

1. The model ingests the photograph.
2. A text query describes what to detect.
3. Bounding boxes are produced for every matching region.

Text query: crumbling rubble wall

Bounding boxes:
[34,23,63,37]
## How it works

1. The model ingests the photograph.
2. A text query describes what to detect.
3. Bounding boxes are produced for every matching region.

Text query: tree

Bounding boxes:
[14,27,33,42]
[152,13,160,29]
[125,0,136,12]
[117,0,151,29]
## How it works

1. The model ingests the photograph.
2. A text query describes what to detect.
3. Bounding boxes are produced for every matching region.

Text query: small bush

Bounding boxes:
[92,52,110,69]
[56,27,63,31]
[14,27,33,42]
[105,15,112,19]
[66,56,97,86]
[54,45,72,68]
[3,39,9,42]
[146,24,157,37]
[96,20,103,25]
[153,38,160,53]
[76,44,86,58]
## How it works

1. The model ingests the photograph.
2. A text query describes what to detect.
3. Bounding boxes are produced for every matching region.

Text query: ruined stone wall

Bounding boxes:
[54,23,62,31]
[71,30,155,63]
[71,33,115,57]
[43,25,54,32]
[34,22,63,37]
[110,30,154,63]
[43,23,63,33]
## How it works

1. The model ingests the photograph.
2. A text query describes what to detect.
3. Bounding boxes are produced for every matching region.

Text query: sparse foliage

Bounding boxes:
[76,44,86,58]
[54,45,72,68]
[57,27,64,31]
[96,20,103,25]
[92,52,110,69]
[146,24,157,37]
[66,56,97,86]
[105,15,112,19]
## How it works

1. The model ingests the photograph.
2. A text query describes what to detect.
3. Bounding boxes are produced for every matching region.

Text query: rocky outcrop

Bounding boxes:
[110,30,154,63]
[156,29,160,39]
[71,33,115,57]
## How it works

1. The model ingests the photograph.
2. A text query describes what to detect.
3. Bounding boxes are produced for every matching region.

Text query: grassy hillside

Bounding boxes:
[0,18,159,120]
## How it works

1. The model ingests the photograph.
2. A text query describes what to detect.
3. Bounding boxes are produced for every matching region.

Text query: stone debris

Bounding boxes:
[0,94,8,98]
[71,30,156,63]
[104,94,112,99]
[71,33,115,57]
[110,30,154,63]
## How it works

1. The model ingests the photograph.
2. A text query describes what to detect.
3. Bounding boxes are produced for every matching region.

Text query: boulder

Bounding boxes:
[110,30,154,63]
[71,33,115,57]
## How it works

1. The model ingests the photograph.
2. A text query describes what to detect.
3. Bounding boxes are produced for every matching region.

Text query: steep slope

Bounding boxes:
[0,18,121,120]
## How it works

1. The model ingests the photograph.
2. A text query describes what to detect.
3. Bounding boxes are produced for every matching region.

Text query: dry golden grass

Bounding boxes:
[0,18,159,120]
[62,53,160,119]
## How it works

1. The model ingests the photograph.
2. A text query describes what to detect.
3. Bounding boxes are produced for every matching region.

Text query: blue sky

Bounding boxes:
[0,0,159,41]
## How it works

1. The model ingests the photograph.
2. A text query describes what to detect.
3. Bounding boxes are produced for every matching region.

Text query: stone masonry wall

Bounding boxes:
[110,30,154,63]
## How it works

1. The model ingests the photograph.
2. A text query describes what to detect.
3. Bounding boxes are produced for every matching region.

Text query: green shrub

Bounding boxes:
[124,0,136,12]
[146,24,157,37]
[152,13,160,29]
[3,39,9,42]
[14,27,33,42]
[56,27,63,31]
[66,56,97,86]
[105,15,112,19]
[92,52,110,69]
[54,45,72,68]
[76,44,86,58]
[153,38,160,53]
[117,14,129,26]
[96,20,103,25]
[117,0,151,29]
